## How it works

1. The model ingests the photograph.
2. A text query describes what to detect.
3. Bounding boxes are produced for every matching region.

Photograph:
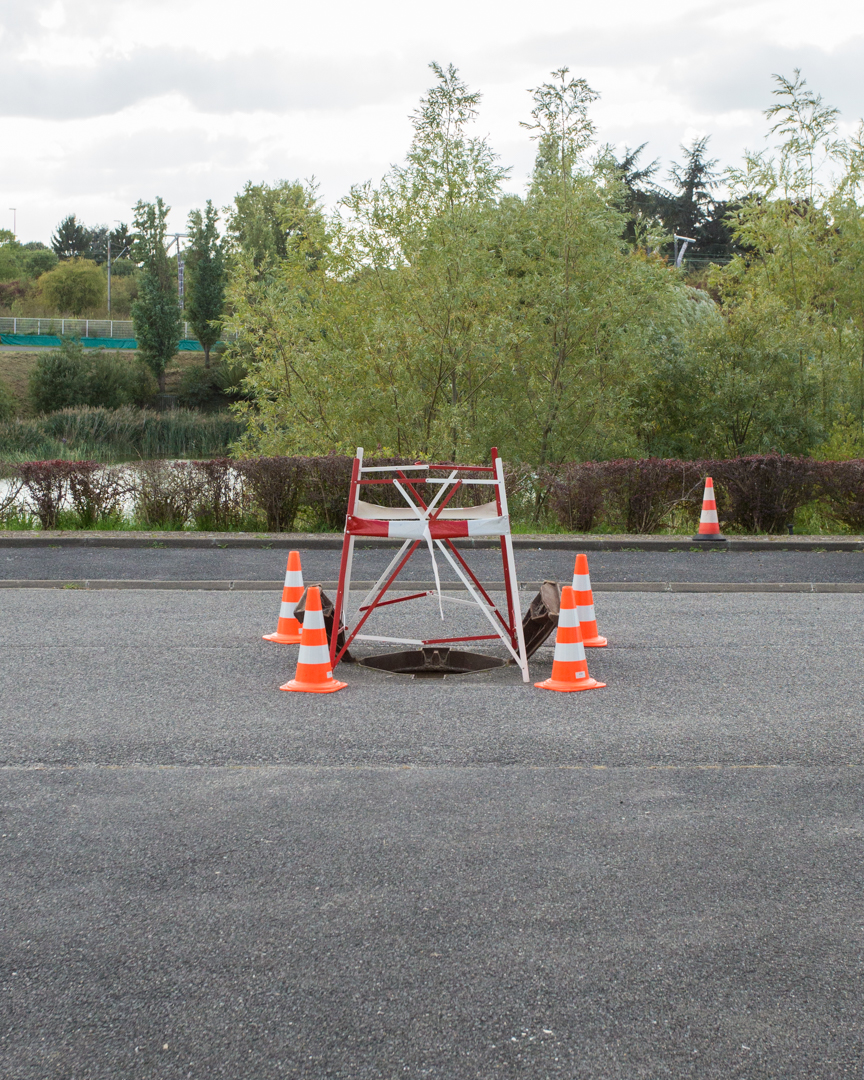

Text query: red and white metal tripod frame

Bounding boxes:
[330,447,530,682]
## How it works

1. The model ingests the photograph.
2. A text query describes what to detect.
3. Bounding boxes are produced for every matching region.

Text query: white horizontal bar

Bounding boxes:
[359,464,429,473]
[438,593,495,609]
[354,634,424,646]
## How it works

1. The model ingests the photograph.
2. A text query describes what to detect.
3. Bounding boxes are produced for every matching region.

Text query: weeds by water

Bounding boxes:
[0,406,245,462]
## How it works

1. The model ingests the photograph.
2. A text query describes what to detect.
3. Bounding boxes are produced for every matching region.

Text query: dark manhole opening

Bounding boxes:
[359,647,508,678]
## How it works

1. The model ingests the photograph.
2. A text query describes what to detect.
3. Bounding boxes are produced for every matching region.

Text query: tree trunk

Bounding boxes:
[204,343,211,369]
[158,370,166,394]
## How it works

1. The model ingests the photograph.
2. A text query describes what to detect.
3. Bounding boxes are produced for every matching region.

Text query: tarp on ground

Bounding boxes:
[0,335,218,352]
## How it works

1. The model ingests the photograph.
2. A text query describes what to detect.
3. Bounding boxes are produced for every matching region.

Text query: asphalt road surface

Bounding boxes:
[3,544,864,582]
[2,588,863,1078]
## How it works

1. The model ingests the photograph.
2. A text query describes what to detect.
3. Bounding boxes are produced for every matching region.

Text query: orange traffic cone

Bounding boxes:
[693,477,724,540]
[535,586,605,693]
[280,586,347,694]
[263,550,304,643]
[572,553,607,647]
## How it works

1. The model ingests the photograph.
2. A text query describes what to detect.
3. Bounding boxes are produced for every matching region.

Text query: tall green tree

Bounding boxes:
[21,243,58,277]
[608,144,669,248]
[224,64,864,466]
[0,231,22,282]
[827,128,864,443]
[487,69,678,465]
[50,215,91,260]
[224,184,341,454]
[229,63,510,458]
[668,136,719,240]
[339,61,510,458]
[0,236,58,283]
[186,201,225,368]
[226,180,320,273]
[712,70,853,451]
[131,197,181,394]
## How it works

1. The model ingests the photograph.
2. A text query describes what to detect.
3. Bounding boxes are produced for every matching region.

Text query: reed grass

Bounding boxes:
[0,406,245,462]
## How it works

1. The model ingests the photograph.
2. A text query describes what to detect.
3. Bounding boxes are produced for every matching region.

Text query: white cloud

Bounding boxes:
[2,0,863,242]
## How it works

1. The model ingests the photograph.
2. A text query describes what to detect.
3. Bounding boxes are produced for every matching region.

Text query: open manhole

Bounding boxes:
[359,647,508,678]
[356,581,562,678]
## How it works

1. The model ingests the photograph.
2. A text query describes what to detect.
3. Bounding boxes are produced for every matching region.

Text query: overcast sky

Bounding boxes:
[2,0,864,244]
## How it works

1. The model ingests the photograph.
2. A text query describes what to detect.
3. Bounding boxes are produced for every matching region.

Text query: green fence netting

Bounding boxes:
[0,335,218,352]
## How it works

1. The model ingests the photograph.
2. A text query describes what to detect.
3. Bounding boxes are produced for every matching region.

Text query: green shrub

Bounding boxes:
[176,364,223,409]
[28,341,158,414]
[86,352,157,409]
[37,258,105,315]
[28,339,90,413]
[177,358,250,410]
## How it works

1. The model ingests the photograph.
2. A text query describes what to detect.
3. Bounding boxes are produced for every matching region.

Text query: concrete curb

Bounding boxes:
[1,532,863,552]
[3,579,864,593]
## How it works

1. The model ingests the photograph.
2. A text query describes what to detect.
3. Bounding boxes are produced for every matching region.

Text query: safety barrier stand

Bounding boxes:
[330,447,530,682]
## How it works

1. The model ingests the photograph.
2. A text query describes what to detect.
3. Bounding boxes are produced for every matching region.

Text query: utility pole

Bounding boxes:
[107,220,128,317]
[8,208,16,238]
[167,233,190,310]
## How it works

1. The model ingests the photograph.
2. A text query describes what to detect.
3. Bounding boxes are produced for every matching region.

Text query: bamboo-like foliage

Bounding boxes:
[222,66,864,464]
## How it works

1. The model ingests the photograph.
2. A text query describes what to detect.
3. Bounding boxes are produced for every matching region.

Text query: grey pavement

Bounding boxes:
[4,543,864,582]
[1,589,863,1078]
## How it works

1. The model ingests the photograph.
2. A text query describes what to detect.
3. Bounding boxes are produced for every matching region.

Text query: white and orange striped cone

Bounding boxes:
[280,586,347,694]
[572,553,607,647]
[693,477,724,540]
[263,550,304,643]
[535,586,605,693]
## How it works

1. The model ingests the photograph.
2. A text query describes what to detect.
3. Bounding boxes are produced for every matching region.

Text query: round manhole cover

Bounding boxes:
[359,647,508,678]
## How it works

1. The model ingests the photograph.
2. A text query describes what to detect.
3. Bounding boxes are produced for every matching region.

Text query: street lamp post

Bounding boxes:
[8,209,16,238]
[108,220,128,317]
[674,234,696,269]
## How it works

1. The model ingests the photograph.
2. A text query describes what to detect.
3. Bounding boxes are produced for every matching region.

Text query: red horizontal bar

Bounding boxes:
[359,591,429,611]
[421,634,500,645]
[357,479,397,485]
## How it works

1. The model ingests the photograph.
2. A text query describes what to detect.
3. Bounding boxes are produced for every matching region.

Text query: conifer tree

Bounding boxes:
[131,197,181,394]
[186,201,225,368]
